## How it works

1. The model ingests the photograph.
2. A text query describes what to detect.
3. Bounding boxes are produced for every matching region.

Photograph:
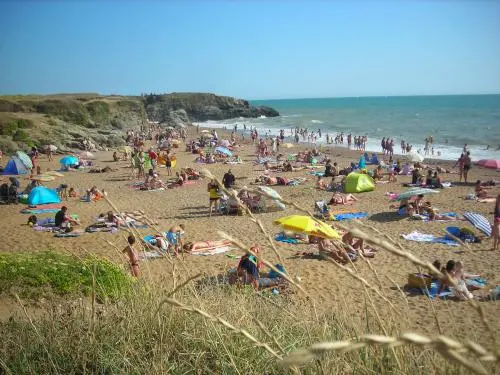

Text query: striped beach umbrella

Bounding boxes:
[16,151,33,169]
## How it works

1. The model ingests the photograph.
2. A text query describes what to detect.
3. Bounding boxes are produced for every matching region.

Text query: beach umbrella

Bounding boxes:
[220,139,231,147]
[475,159,500,169]
[201,130,210,133]
[394,188,440,201]
[274,215,340,239]
[16,151,33,169]
[407,151,424,163]
[215,146,233,157]
[257,186,285,210]
[282,143,295,149]
[44,145,57,152]
[79,151,95,159]
[60,155,79,166]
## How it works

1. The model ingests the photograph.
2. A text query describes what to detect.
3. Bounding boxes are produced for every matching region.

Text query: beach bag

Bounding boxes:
[407,273,432,288]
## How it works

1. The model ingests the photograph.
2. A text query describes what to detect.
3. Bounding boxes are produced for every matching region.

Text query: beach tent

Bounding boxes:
[2,156,29,175]
[16,151,33,169]
[27,186,61,205]
[475,159,500,170]
[60,155,79,166]
[344,172,375,193]
[257,186,286,211]
[407,151,424,163]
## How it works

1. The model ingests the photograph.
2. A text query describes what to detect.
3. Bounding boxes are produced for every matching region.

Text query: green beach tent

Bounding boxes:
[344,172,375,193]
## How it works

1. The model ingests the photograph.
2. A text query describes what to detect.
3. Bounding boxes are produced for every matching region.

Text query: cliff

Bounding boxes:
[0,93,279,152]
[143,92,279,123]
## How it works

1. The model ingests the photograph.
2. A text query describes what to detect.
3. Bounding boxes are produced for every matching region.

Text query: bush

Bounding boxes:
[110,118,124,129]
[0,251,133,300]
[12,129,30,142]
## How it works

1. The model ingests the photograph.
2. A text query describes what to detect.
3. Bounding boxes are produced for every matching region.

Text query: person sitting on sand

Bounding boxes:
[420,201,456,221]
[122,235,140,277]
[432,171,443,188]
[54,206,79,228]
[342,232,376,258]
[328,192,358,205]
[113,151,119,162]
[85,186,101,202]
[318,238,353,264]
[105,211,120,229]
[475,180,492,198]
[316,176,326,190]
[68,187,77,198]
[411,166,423,185]
[166,224,185,256]
[230,246,283,290]
[282,160,293,172]
[174,172,184,187]
[425,170,433,186]
[372,165,384,181]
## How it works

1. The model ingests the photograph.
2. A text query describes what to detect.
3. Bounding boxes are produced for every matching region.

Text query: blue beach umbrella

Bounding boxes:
[60,155,79,166]
[215,146,233,157]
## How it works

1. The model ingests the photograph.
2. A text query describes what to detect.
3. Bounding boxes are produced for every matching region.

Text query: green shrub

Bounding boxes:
[12,129,30,142]
[0,251,133,300]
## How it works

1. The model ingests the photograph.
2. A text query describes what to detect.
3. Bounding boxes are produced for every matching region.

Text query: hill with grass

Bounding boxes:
[0,93,279,152]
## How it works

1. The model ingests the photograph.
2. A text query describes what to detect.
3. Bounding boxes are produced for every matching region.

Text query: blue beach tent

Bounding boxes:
[27,186,61,205]
[2,156,29,175]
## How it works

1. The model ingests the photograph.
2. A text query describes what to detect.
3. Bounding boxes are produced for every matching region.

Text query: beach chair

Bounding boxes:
[314,200,330,219]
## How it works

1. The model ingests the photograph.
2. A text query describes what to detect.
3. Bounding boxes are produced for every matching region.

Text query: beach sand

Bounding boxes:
[0,126,498,342]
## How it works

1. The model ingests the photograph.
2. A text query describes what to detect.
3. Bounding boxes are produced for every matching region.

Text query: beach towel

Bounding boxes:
[139,251,163,260]
[308,171,324,177]
[401,231,459,246]
[287,177,307,186]
[274,233,304,244]
[54,231,82,238]
[463,212,492,236]
[466,278,487,290]
[21,208,60,214]
[191,246,232,256]
[331,212,368,221]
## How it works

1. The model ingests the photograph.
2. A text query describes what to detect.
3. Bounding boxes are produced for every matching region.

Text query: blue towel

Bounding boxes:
[308,171,324,177]
[274,233,301,244]
[332,212,368,221]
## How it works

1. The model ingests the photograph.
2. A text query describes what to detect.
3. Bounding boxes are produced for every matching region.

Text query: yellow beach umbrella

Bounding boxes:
[274,215,340,239]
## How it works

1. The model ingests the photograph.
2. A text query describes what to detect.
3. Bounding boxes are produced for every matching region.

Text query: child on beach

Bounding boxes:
[123,235,140,277]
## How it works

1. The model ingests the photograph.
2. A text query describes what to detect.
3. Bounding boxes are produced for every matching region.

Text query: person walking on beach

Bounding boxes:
[222,169,235,189]
[493,195,500,250]
[463,151,472,183]
[208,179,221,216]
[123,235,140,277]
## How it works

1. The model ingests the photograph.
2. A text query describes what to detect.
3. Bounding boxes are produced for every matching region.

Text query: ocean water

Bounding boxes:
[195,95,500,161]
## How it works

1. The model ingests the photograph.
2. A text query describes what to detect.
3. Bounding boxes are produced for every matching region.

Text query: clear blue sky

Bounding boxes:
[1,1,499,99]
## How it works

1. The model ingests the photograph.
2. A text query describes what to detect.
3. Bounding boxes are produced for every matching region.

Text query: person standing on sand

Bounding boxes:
[123,235,140,277]
[222,169,235,189]
[208,179,221,216]
[463,151,472,183]
[492,195,500,250]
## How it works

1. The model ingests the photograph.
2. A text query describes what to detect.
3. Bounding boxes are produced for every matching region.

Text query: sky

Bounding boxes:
[0,1,499,99]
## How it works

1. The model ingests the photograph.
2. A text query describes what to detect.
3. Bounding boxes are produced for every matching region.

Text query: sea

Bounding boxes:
[194,94,500,161]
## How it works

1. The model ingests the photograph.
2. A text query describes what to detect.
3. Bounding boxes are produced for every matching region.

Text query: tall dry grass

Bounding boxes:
[0,174,498,374]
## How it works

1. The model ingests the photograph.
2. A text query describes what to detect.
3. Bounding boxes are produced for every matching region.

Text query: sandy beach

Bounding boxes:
[0,126,498,342]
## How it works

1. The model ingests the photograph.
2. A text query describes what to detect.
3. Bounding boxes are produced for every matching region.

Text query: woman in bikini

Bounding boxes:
[122,235,140,277]
[328,192,358,205]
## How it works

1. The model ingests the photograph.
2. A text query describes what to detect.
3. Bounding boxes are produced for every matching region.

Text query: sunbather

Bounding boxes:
[342,232,375,257]
[475,180,492,198]
[328,192,358,205]
[318,238,353,263]
[316,176,327,190]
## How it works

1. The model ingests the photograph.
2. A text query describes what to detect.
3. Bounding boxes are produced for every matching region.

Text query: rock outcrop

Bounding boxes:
[143,93,279,124]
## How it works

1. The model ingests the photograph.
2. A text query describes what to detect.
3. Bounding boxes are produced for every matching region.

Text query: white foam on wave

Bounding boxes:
[311,119,323,124]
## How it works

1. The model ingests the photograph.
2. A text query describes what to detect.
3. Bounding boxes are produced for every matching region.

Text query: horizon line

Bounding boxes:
[249,92,500,101]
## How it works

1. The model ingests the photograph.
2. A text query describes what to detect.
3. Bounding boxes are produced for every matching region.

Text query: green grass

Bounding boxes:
[0,251,133,300]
